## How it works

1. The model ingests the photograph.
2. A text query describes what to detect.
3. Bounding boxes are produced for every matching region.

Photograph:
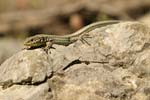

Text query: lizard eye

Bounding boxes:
[30,39,34,42]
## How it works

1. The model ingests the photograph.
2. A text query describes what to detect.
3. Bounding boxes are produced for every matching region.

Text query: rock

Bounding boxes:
[0,21,150,100]
[0,49,52,88]
[47,22,150,100]
[0,83,52,100]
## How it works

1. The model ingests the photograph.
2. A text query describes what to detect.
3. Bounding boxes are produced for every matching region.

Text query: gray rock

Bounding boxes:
[0,83,52,100]
[0,21,150,100]
[0,49,52,88]
[47,22,150,100]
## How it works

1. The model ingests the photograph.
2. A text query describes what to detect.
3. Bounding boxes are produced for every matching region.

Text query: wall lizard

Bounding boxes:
[24,20,120,50]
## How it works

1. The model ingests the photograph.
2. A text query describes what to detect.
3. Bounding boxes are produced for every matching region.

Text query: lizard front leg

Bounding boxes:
[44,40,54,53]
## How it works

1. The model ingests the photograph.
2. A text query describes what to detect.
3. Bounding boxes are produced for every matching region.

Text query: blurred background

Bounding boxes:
[0,0,150,64]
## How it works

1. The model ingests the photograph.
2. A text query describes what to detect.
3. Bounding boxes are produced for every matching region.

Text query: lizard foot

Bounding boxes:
[80,34,92,46]
[43,41,56,54]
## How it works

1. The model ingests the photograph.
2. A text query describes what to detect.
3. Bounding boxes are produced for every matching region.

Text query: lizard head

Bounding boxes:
[24,35,47,49]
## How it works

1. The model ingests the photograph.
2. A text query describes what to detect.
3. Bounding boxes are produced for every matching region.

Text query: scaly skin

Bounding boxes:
[24,20,120,49]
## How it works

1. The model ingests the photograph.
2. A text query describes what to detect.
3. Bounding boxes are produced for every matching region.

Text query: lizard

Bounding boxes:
[24,20,120,50]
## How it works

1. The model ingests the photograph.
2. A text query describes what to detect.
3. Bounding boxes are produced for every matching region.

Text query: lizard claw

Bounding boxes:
[80,37,91,46]
[43,48,49,54]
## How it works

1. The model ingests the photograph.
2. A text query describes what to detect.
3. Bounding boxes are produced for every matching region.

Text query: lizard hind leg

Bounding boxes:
[80,34,92,46]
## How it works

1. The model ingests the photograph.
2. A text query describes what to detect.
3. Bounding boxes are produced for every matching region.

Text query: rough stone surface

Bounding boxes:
[0,83,52,100]
[0,21,150,100]
[0,49,52,88]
